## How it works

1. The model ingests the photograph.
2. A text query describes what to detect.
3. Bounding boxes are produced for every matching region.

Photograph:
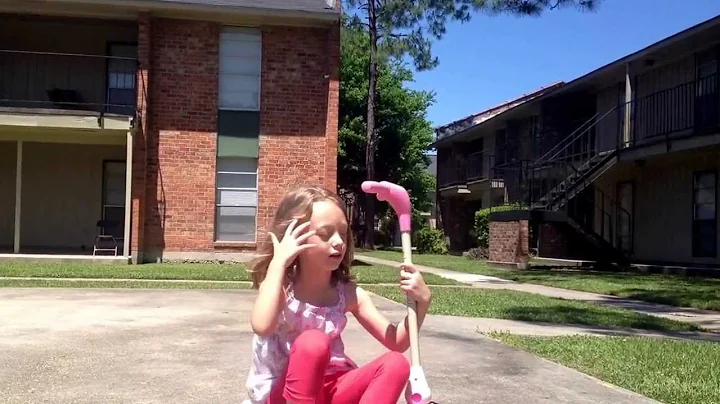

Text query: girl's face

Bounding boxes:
[298,200,348,272]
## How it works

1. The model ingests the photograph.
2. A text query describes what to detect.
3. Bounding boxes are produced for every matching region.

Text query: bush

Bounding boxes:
[375,215,397,247]
[474,203,525,248]
[414,227,448,254]
[466,246,488,260]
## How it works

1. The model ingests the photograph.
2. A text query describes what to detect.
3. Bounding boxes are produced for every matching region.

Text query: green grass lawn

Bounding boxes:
[1,261,697,332]
[0,261,460,286]
[492,333,720,404]
[0,278,253,290]
[363,285,698,332]
[359,250,720,311]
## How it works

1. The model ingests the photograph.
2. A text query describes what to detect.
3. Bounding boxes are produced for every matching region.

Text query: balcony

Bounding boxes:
[629,73,719,147]
[0,15,140,134]
[0,49,139,132]
[438,150,497,190]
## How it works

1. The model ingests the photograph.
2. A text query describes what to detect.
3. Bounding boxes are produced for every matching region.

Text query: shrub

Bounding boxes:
[474,203,525,248]
[376,215,397,247]
[414,227,448,254]
[466,246,488,260]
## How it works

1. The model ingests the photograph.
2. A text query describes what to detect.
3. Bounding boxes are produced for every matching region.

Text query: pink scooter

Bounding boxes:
[361,180,433,404]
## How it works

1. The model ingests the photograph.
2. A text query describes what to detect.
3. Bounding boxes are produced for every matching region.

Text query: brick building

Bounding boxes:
[434,15,720,269]
[0,0,340,263]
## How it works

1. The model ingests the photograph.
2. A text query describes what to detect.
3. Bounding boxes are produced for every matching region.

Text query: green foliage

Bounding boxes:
[414,227,449,254]
[473,203,525,248]
[340,0,600,247]
[339,20,437,217]
[344,0,600,71]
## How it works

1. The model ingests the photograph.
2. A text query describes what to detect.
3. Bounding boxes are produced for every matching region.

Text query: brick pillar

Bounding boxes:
[538,222,568,258]
[324,20,340,192]
[145,19,219,261]
[489,219,529,265]
[131,13,151,263]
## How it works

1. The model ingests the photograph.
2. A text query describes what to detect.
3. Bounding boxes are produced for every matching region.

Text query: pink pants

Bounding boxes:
[268,329,411,404]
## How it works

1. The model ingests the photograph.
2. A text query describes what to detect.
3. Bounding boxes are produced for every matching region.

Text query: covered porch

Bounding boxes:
[0,129,133,263]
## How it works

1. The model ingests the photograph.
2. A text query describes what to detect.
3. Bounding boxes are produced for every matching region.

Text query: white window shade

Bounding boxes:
[218,189,257,207]
[219,27,261,111]
[217,172,257,189]
[216,206,256,242]
[219,89,259,111]
[220,56,261,75]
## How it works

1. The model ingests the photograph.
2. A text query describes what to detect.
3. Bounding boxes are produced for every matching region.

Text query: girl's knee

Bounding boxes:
[291,329,331,361]
[381,351,411,380]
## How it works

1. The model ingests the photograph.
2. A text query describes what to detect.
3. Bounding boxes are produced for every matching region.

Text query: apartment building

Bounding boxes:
[0,0,340,263]
[434,14,720,268]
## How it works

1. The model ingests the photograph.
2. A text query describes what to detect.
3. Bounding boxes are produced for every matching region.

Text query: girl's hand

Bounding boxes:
[399,263,432,305]
[268,219,317,270]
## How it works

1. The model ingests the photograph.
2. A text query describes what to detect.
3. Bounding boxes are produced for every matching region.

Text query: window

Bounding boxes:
[106,44,138,116]
[216,157,258,242]
[696,49,718,97]
[695,49,719,130]
[102,161,127,239]
[692,171,717,258]
[616,181,633,254]
[216,27,261,242]
[219,27,261,111]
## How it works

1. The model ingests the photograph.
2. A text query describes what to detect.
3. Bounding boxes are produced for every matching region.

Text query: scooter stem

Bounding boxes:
[361,181,432,404]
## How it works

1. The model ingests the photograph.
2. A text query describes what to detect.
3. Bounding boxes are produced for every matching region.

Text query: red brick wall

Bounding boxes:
[144,18,220,259]
[256,24,340,243]
[133,17,340,260]
[131,13,150,262]
[538,222,568,258]
[489,220,529,263]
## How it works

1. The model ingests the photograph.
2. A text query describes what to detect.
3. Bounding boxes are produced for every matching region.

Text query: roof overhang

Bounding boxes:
[431,84,562,148]
[431,13,720,149]
[517,14,720,107]
[1,0,340,26]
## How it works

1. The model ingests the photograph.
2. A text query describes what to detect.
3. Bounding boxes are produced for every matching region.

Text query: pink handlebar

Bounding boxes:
[361,181,412,233]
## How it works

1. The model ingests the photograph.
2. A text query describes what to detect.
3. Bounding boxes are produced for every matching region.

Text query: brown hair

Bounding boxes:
[249,185,355,289]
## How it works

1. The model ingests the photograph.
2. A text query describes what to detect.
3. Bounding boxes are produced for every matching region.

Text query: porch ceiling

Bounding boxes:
[0,108,132,135]
[0,124,127,145]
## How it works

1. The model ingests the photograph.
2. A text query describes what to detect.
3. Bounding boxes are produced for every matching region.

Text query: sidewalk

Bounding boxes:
[355,254,720,332]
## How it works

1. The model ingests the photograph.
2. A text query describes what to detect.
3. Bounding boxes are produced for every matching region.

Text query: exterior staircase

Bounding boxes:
[522,104,633,265]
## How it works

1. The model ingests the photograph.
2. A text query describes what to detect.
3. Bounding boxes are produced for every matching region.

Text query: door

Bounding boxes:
[616,181,633,254]
[692,171,717,258]
[102,161,127,239]
[106,44,138,116]
[695,49,719,131]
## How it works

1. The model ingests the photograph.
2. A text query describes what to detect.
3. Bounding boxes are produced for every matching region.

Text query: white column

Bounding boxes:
[623,62,633,147]
[123,131,133,257]
[13,140,22,254]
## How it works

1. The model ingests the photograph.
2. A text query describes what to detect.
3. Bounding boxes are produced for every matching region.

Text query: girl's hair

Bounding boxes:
[249,185,355,289]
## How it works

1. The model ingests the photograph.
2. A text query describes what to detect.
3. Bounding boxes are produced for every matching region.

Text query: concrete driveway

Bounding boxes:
[0,288,657,404]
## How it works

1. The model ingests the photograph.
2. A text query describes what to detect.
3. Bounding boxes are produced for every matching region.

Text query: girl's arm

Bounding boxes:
[349,286,431,352]
[250,260,287,337]
[347,264,432,352]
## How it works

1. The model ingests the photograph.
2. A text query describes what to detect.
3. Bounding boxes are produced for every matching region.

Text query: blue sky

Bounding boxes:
[405,0,720,128]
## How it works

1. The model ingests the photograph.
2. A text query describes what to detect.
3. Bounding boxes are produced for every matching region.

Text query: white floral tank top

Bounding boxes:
[243,281,357,404]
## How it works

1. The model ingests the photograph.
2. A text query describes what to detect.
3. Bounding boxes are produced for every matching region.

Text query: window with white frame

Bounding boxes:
[216,157,258,241]
[216,27,261,242]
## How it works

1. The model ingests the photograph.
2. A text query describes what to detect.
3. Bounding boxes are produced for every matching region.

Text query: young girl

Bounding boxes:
[243,186,433,404]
